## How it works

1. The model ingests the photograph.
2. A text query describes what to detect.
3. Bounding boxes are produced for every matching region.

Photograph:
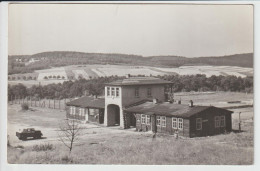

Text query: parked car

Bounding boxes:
[16,128,43,140]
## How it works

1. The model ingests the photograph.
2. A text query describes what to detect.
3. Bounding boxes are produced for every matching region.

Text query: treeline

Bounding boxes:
[8,75,253,101]
[158,75,253,93]
[8,51,253,75]
[8,76,124,100]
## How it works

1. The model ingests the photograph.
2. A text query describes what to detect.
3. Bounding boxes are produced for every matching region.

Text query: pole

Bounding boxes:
[239,112,241,132]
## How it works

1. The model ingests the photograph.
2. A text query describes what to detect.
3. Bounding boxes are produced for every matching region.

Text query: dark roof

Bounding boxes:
[105,77,172,86]
[124,102,233,118]
[66,96,105,109]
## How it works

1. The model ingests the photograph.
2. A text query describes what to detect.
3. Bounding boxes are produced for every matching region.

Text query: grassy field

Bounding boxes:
[8,64,253,87]
[7,92,254,164]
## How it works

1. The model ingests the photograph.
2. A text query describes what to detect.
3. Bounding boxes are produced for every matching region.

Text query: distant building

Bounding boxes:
[104,76,173,128]
[125,100,233,137]
[66,96,105,124]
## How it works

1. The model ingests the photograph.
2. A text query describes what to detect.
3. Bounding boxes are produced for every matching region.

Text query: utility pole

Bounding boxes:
[239,112,241,132]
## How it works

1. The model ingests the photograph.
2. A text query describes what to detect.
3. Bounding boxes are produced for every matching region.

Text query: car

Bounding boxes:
[16,128,43,140]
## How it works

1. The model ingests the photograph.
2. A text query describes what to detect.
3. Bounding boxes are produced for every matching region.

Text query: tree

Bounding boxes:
[44,76,48,80]
[57,75,61,79]
[58,119,82,153]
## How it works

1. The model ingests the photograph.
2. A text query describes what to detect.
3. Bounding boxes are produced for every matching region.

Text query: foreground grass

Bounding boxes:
[8,130,253,165]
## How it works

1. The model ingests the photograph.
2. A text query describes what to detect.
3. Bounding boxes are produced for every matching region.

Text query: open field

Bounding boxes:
[7,92,254,164]
[175,92,253,108]
[8,64,253,87]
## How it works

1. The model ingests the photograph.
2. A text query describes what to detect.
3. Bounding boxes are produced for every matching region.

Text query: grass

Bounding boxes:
[7,129,253,164]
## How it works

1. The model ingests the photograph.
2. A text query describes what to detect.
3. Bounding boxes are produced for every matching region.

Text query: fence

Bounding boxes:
[8,96,72,110]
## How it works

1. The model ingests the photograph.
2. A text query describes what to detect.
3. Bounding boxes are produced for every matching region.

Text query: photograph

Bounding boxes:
[6,3,254,165]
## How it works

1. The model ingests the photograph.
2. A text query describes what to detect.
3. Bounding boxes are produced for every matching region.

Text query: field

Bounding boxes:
[8,64,253,87]
[7,92,254,164]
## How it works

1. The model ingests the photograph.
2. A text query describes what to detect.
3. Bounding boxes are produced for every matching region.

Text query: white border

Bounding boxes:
[0,1,259,171]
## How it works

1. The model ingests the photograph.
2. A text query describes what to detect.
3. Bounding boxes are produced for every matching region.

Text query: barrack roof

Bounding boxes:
[66,96,105,109]
[105,77,172,86]
[124,102,233,118]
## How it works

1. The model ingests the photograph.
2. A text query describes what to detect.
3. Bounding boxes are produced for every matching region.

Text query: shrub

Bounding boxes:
[21,103,29,110]
[32,143,54,152]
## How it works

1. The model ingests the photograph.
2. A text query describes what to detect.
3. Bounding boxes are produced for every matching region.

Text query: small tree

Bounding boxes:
[58,119,82,153]
[44,76,48,80]
[57,75,61,79]
[62,76,65,79]
[48,75,52,79]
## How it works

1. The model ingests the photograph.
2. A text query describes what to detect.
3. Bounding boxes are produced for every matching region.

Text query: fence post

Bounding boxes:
[59,100,60,109]
[49,99,50,108]
[35,98,36,107]
[54,99,56,109]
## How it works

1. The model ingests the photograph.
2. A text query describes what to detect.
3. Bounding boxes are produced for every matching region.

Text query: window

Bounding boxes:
[220,116,225,127]
[141,114,146,124]
[71,107,75,115]
[147,88,152,97]
[116,88,119,97]
[107,87,110,96]
[70,107,73,115]
[111,88,115,96]
[172,117,177,129]
[80,108,85,116]
[156,116,161,126]
[89,109,95,116]
[215,116,220,128]
[135,88,139,97]
[146,115,150,125]
[178,118,183,130]
[161,116,166,127]
[196,118,202,130]
[79,108,81,116]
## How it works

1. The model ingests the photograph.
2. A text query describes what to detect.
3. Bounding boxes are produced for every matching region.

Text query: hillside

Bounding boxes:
[8,52,253,75]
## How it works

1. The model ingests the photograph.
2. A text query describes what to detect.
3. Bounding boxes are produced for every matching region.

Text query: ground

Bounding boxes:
[7,92,254,164]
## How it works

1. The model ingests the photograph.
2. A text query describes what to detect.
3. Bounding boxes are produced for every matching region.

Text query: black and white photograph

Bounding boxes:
[1,2,256,166]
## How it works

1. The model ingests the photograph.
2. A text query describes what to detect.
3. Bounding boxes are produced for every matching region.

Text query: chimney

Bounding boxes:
[153,98,159,104]
[189,100,194,107]
[126,74,131,78]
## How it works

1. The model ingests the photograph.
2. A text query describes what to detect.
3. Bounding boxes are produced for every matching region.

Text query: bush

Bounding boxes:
[21,103,29,110]
[32,143,54,152]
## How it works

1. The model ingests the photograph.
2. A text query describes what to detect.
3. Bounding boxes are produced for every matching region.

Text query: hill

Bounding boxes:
[8,52,253,75]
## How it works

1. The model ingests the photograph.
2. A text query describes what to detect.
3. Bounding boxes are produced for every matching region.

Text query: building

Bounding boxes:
[104,76,173,128]
[65,76,233,137]
[124,100,233,137]
[66,96,105,124]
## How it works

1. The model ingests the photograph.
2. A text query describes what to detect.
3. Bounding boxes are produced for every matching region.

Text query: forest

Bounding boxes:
[8,74,253,100]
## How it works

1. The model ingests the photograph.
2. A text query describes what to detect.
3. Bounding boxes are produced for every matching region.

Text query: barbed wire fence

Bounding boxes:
[8,96,72,110]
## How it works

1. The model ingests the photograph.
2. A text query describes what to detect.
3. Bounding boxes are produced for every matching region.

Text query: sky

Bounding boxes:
[8,4,253,57]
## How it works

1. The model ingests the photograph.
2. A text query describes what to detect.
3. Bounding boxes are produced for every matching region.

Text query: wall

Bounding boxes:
[104,86,124,127]
[66,106,86,120]
[121,85,166,107]
[66,105,104,124]
[189,108,232,137]
[135,113,189,137]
